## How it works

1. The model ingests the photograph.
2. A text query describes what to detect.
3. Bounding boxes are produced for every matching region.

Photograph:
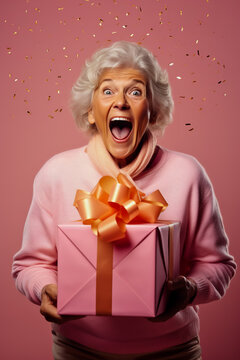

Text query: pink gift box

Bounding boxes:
[57,221,180,317]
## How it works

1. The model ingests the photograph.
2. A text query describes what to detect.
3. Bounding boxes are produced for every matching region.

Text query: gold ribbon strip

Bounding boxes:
[73,173,168,315]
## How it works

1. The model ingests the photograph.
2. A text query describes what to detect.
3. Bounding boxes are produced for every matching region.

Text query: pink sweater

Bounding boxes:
[12,146,236,354]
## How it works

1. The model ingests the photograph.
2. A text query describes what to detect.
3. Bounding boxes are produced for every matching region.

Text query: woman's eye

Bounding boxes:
[131,89,142,96]
[103,89,113,95]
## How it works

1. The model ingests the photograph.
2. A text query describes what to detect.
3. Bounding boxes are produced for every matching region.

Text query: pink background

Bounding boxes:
[1,0,239,358]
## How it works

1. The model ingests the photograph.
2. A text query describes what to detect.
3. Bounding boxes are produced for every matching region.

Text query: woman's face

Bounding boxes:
[88,67,150,161]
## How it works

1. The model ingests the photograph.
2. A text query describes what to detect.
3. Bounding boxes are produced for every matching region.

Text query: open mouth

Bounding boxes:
[109,117,133,141]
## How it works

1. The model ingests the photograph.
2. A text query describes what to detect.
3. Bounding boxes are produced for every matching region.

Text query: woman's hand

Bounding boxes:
[40,284,85,324]
[148,276,197,323]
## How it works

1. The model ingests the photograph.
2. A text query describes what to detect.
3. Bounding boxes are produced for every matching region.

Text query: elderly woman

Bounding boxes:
[12,41,236,360]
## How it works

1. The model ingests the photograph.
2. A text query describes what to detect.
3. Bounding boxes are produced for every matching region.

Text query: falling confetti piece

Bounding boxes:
[189,128,194,131]
[63,46,66,50]
[126,12,130,16]
[26,89,31,93]
[13,31,18,35]
[218,80,222,84]
[112,31,117,34]
[130,34,134,37]
[55,109,59,112]
[48,115,54,119]
[76,17,81,21]
[199,108,203,111]
[224,93,227,96]
[196,40,199,44]
[169,62,174,66]
[190,97,194,100]
[59,109,63,112]
[58,75,62,78]
[185,123,191,126]
[197,50,200,56]
[9,73,12,78]
[28,28,33,32]
[48,96,51,101]
[68,68,72,71]
[58,7,64,11]
[179,96,185,98]
[122,25,127,28]
[115,16,119,20]
[27,111,31,114]
[35,8,40,12]
[180,10,183,15]
[93,34,96,37]
[14,78,18,82]
[57,90,60,94]
[176,76,182,80]
[206,13,210,17]
[202,97,206,101]
[13,93,16,98]
[49,69,52,72]
[212,57,216,61]
[181,26,184,31]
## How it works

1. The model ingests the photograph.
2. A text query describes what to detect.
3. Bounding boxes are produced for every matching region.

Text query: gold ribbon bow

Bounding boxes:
[74,173,168,243]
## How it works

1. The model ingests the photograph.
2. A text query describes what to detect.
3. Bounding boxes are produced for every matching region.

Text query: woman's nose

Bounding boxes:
[113,92,130,110]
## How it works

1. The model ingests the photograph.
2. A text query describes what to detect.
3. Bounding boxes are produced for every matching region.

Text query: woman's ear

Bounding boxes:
[88,109,95,124]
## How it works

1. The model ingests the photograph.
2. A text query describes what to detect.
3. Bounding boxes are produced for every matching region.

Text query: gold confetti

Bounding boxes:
[64,55,68,58]
[58,75,62,78]
[75,36,79,40]
[13,93,16,98]
[58,7,64,11]
[93,34,96,37]
[181,26,184,32]
[169,62,174,66]
[179,96,185,99]
[180,10,183,15]
[112,31,117,34]
[206,13,210,17]
[190,97,194,100]
[57,90,60,94]
[26,88,30,93]
[28,28,33,32]
[14,78,18,82]
[76,17,81,21]
[176,76,182,80]
[24,99,28,103]
[48,96,51,101]
[35,7,40,12]
[126,12,130,16]
[13,31,18,35]
[35,20,38,24]
[199,108,203,111]
[196,40,199,44]
[59,108,63,112]
[202,97,206,101]
[68,68,72,71]
[48,115,54,119]
[54,109,59,112]
[114,16,119,20]
[130,33,134,37]
[63,46,66,50]
[49,69,52,72]
[224,93,227,96]
[27,111,31,115]
[122,25,127,28]
[212,57,216,61]
[9,73,12,78]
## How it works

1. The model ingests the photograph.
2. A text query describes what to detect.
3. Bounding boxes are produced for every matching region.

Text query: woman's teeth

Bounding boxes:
[109,118,133,140]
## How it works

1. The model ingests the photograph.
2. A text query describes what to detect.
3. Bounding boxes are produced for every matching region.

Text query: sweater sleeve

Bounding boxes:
[12,170,58,305]
[183,170,236,305]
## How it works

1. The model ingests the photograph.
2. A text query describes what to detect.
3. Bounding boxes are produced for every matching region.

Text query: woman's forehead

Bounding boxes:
[98,67,147,86]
